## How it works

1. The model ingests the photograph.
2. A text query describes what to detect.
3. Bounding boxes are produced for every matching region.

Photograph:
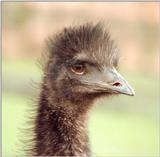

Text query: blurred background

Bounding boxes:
[2,2,160,156]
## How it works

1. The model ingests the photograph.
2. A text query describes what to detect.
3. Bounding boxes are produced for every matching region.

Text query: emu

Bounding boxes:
[31,22,135,156]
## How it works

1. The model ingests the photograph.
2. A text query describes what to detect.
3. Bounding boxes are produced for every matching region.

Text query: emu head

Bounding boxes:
[46,22,135,101]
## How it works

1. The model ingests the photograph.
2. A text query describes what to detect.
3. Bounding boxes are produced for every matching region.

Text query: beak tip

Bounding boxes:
[129,89,135,96]
[131,93,135,96]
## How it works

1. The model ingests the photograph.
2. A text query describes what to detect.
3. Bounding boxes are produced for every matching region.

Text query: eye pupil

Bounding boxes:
[75,65,82,70]
[70,64,85,75]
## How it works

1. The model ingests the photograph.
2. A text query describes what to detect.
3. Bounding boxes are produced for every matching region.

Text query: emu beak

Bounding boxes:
[101,68,135,96]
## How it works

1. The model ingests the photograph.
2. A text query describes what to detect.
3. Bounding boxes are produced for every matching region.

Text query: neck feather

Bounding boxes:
[32,86,92,156]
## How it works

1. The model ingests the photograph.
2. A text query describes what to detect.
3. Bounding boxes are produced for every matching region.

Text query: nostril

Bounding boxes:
[112,82,122,87]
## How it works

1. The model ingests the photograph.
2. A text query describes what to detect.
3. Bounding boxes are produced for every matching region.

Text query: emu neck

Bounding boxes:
[34,87,92,156]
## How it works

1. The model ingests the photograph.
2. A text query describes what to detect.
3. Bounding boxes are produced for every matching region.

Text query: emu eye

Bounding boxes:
[70,64,85,75]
